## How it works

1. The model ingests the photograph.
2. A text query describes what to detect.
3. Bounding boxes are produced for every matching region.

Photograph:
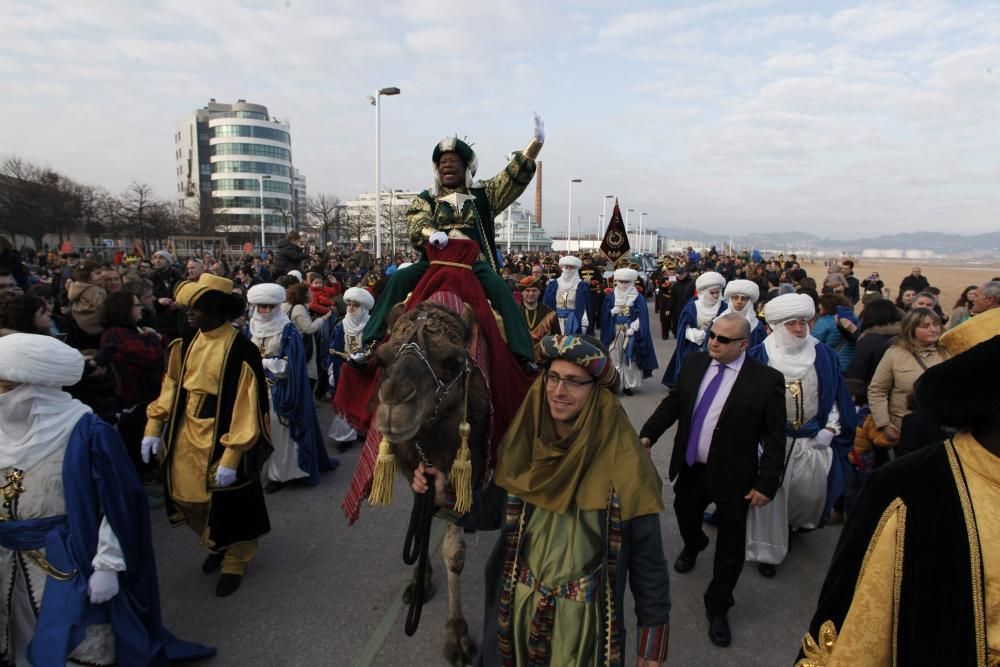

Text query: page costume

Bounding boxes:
[328,287,375,445]
[662,272,728,387]
[600,269,658,392]
[542,256,592,335]
[745,294,854,567]
[145,275,271,577]
[448,335,670,666]
[0,334,214,666]
[248,283,335,487]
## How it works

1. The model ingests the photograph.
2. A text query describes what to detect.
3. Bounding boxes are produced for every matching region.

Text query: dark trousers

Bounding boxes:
[673,463,749,615]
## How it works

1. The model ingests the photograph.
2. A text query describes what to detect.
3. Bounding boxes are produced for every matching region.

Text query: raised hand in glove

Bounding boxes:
[141,436,161,463]
[533,112,545,144]
[88,570,119,604]
[215,465,237,488]
[429,231,449,249]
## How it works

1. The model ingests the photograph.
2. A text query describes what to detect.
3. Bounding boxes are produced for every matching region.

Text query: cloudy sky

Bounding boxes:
[2,0,998,239]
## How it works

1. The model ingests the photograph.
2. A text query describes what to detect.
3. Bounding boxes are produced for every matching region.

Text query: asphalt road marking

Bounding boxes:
[357,520,447,666]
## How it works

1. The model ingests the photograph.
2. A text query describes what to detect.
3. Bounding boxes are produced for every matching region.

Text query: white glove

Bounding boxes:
[87,570,119,604]
[610,306,621,316]
[533,112,545,144]
[141,436,161,464]
[812,429,835,449]
[215,465,237,488]
[684,327,706,345]
[327,362,336,388]
[263,357,288,378]
[629,319,641,334]
[429,231,449,249]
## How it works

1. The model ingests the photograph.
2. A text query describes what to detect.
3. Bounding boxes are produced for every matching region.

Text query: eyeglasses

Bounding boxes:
[544,370,596,389]
[707,331,746,345]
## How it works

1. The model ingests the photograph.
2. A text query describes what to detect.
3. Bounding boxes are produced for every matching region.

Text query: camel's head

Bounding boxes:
[374,301,473,444]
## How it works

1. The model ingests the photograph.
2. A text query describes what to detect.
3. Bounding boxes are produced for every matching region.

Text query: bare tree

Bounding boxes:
[342,207,374,245]
[305,192,342,246]
[0,156,83,248]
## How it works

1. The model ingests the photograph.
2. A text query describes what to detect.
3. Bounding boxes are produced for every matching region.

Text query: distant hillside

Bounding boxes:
[648,228,999,255]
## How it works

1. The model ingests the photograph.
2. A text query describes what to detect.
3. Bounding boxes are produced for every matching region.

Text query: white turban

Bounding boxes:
[287,269,303,282]
[558,255,582,269]
[764,293,815,324]
[724,279,759,303]
[0,333,85,387]
[344,287,375,311]
[613,268,638,283]
[247,283,287,305]
[695,271,726,291]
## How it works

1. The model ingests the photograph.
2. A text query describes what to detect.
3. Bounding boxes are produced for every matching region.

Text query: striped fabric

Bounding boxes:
[636,624,670,662]
[519,566,602,666]
[604,493,623,666]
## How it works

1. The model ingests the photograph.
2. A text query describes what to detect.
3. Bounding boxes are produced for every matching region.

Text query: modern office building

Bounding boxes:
[175,99,295,245]
[493,200,553,253]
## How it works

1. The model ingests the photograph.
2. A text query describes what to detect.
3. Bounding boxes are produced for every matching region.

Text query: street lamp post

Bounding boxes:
[625,208,634,238]
[258,174,271,251]
[567,178,582,253]
[639,212,647,253]
[370,86,400,260]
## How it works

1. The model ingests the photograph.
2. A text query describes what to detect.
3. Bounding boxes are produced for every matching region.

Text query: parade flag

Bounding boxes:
[600,200,630,261]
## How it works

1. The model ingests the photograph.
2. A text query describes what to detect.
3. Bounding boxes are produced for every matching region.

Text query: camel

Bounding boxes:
[373,296,492,666]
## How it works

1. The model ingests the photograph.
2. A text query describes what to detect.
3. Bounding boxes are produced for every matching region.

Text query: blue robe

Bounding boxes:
[0,413,215,666]
[599,296,658,378]
[268,322,337,484]
[748,341,856,527]
[661,298,728,387]
[542,279,591,335]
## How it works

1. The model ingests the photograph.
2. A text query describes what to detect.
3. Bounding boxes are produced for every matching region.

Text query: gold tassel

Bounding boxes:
[450,422,473,513]
[368,438,395,506]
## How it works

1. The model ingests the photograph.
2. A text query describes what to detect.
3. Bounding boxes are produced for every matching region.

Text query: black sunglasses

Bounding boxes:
[708,331,746,345]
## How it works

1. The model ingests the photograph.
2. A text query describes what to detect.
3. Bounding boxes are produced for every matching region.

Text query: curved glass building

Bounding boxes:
[176,99,304,247]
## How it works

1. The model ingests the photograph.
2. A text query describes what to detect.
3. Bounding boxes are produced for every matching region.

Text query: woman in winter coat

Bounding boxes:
[67,261,107,346]
[810,293,858,372]
[282,282,333,386]
[844,299,902,385]
[867,307,947,446]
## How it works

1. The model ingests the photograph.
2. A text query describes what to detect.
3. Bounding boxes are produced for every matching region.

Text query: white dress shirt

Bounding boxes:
[692,351,745,464]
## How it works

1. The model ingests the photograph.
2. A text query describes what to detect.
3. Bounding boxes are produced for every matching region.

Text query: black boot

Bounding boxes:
[202,550,227,574]
[216,573,242,597]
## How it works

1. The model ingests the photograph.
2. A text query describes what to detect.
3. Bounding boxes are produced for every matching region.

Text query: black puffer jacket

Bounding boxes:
[273,239,306,277]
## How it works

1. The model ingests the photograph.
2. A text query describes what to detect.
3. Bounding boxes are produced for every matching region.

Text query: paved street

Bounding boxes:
[151,301,839,666]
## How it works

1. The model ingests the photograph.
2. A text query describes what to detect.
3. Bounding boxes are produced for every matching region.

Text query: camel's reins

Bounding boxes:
[402,471,437,636]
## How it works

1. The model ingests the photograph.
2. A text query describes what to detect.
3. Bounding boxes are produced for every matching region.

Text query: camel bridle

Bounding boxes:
[393,312,470,425]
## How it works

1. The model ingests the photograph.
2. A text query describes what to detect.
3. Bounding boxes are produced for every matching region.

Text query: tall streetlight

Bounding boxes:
[567,178,582,253]
[625,208,634,238]
[639,212,647,253]
[369,86,400,259]
[601,195,614,232]
[258,174,272,250]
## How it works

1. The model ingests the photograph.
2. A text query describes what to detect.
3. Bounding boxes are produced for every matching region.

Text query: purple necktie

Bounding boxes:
[686,363,727,466]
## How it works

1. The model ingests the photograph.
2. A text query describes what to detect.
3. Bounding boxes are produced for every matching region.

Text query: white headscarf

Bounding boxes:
[763,294,817,379]
[694,272,726,328]
[612,268,639,309]
[342,287,373,337]
[0,334,92,470]
[247,283,291,339]
[724,279,761,331]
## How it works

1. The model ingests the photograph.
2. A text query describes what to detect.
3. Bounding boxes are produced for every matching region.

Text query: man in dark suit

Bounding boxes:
[639,312,786,648]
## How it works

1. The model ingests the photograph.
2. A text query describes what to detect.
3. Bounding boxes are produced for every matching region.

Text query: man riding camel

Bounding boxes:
[352,115,545,369]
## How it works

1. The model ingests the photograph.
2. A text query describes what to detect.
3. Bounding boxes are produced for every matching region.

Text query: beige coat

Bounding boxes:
[68,281,107,336]
[868,344,948,430]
